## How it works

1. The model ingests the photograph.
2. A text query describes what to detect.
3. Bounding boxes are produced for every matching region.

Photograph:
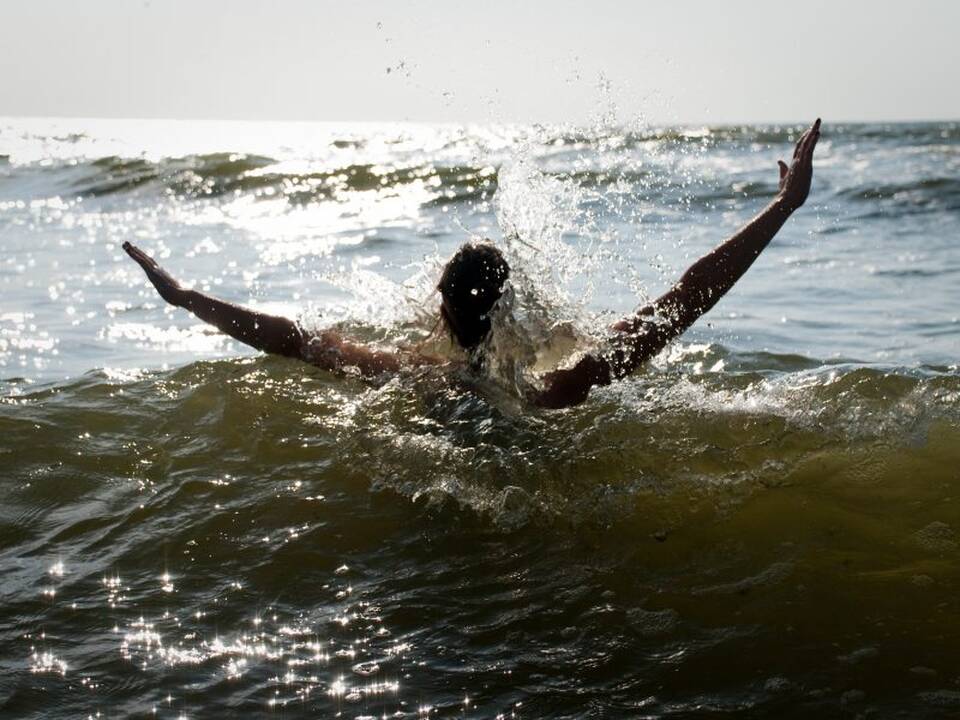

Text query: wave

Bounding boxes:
[4,154,654,207]
[4,350,960,718]
[3,120,958,213]
[544,121,960,149]
[3,351,958,532]
[839,177,960,212]
[0,152,895,213]
[3,153,498,207]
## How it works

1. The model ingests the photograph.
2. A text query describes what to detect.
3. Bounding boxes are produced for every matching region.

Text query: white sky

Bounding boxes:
[3,0,958,125]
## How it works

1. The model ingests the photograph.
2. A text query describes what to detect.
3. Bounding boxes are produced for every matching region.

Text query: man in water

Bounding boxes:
[124,119,821,409]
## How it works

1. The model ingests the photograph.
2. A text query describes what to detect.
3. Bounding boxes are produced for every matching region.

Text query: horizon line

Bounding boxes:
[3,112,959,128]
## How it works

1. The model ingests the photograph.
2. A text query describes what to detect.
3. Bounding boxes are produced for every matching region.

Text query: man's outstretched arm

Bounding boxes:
[535,118,822,409]
[123,241,304,358]
[123,242,404,376]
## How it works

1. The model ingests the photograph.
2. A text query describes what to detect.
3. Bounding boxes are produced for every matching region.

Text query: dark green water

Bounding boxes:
[3,359,960,718]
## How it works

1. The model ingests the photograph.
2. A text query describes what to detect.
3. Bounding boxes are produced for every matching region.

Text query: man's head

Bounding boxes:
[438,242,510,349]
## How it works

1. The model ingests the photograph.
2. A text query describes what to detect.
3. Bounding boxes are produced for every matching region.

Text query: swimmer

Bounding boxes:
[123,118,821,409]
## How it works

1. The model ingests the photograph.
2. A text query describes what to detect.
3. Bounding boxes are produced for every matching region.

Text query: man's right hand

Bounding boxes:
[123,241,188,307]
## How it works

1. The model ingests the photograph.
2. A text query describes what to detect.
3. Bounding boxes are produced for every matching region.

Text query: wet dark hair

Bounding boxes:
[438,242,510,349]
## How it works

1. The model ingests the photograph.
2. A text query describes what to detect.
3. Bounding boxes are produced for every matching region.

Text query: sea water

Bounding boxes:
[1,116,959,717]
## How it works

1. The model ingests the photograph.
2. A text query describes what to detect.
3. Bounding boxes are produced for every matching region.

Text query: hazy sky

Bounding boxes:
[3,0,959,125]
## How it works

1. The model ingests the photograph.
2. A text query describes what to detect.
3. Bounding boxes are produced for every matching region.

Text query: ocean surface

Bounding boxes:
[1,116,959,718]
